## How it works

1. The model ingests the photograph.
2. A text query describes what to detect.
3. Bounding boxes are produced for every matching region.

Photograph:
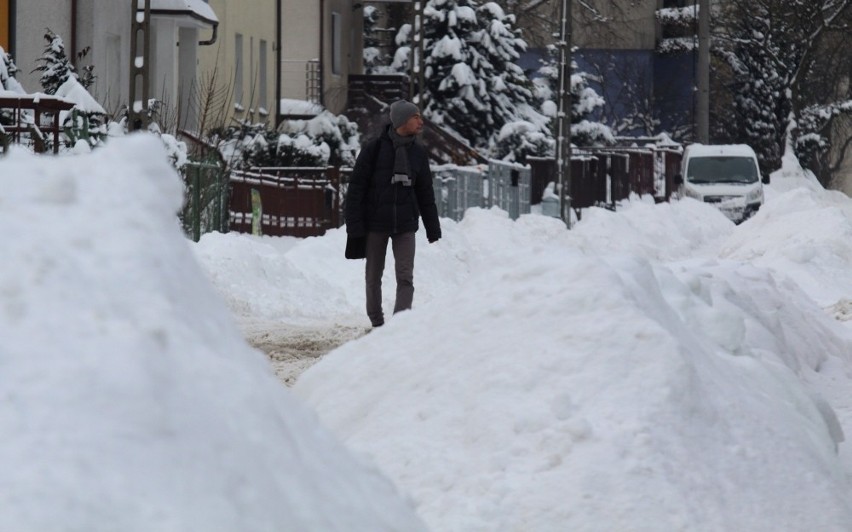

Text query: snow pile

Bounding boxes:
[720,167,852,307]
[0,136,424,531]
[293,202,852,530]
[187,154,852,530]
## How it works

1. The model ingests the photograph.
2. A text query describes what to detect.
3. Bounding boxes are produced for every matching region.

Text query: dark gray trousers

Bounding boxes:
[365,231,415,326]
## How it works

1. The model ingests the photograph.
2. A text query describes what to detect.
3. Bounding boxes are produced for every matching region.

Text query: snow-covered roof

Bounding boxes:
[685,143,758,158]
[54,78,106,115]
[150,0,218,26]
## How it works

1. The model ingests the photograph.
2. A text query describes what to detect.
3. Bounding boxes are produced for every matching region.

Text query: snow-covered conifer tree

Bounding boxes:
[1,46,21,91]
[476,2,553,160]
[363,6,385,74]
[32,29,79,95]
[533,46,613,148]
[420,0,495,149]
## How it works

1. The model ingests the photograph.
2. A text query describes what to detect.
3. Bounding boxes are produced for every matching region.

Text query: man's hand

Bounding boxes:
[427,232,440,244]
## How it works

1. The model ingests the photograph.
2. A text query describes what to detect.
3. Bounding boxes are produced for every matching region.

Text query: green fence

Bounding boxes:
[180,158,229,242]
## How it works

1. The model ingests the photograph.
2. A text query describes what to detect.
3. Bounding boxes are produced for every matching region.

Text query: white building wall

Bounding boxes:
[12,0,129,114]
[88,0,131,115]
[281,0,320,105]
[13,0,72,93]
[150,17,179,109]
[197,0,276,127]
[178,26,199,131]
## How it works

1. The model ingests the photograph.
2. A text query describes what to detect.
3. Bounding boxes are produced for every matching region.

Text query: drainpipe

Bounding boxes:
[318,0,324,107]
[199,23,218,46]
[275,0,282,128]
[70,0,78,65]
[9,0,16,55]
[318,0,325,107]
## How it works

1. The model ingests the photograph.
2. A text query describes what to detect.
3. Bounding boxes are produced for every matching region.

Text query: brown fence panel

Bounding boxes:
[229,167,340,237]
[570,158,597,209]
[660,150,682,201]
[610,153,630,202]
[528,157,556,204]
[592,155,608,205]
[628,152,655,197]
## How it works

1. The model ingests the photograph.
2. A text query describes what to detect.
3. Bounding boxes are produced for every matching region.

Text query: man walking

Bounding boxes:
[345,100,441,328]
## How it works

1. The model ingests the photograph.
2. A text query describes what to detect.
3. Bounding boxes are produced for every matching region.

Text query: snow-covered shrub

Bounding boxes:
[494,120,554,163]
[243,131,329,168]
[217,110,360,169]
[280,111,360,166]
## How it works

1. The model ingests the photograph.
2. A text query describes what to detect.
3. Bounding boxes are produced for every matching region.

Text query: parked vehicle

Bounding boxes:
[674,144,769,223]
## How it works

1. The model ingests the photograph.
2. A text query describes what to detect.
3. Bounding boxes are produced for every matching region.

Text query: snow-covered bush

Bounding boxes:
[0,46,26,128]
[280,111,360,166]
[494,120,554,163]
[217,110,360,169]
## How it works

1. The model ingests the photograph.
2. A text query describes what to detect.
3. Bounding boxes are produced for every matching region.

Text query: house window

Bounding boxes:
[331,12,341,75]
[259,40,268,113]
[234,33,244,108]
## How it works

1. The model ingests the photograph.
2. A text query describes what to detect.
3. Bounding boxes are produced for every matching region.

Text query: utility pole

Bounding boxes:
[409,0,426,106]
[128,0,151,131]
[555,0,572,227]
[696,0,710,143]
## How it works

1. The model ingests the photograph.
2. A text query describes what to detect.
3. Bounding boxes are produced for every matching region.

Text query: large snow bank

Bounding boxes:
[292,206,852,530]
[0,136,424,531]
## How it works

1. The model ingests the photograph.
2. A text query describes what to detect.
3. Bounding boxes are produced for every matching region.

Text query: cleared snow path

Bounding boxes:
[240,319,368,385]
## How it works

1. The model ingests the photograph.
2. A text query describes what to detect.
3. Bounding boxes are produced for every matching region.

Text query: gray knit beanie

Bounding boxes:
[390,100,420,129]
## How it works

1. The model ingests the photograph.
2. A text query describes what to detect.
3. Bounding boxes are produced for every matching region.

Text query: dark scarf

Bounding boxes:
[389,128,417,180]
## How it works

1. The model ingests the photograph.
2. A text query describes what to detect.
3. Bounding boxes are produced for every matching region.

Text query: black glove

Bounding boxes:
[427,232,440,244]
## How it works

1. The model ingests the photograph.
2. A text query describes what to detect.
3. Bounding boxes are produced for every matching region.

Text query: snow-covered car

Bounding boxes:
[675,144,769,223]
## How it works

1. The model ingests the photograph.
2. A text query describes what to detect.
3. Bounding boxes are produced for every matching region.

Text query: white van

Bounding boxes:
[675,144,769,223]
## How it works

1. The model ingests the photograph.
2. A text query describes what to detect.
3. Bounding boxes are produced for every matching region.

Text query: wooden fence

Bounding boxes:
[529,147,683,212]
[224,146,681,239]
[0,96,75,154]
[229,167,341,238]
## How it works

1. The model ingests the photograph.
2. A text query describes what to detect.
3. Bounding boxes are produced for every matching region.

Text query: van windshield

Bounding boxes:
[686,156,759,184]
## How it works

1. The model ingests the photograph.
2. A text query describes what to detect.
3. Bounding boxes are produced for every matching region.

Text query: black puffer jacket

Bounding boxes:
[345,125,441,240]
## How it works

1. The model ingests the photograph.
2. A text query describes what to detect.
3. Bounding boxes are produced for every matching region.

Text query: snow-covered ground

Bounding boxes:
[3,134,851,530]
[194,147,852,530]
[0,136,425,531]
